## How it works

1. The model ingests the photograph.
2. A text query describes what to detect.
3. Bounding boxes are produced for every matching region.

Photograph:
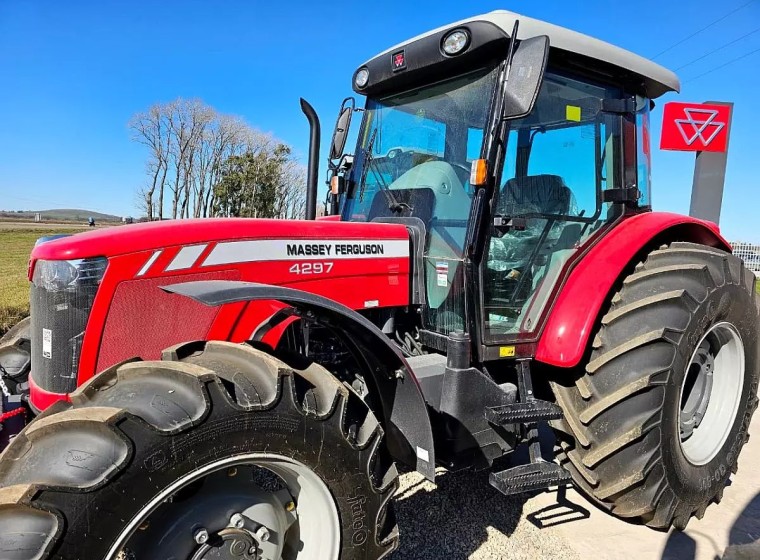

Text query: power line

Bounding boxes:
[683,46,760,83]
[652,0,757,60]
[675,26,760,70]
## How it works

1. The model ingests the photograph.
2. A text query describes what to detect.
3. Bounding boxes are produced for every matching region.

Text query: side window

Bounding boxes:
[636,96,652,207]
[527,123,597,216]
[466,128,484,161]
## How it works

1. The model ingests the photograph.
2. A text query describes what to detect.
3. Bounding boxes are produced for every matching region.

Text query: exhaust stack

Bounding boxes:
[300,98,320,220]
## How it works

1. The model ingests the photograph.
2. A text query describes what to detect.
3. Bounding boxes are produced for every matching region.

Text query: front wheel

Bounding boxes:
[0,341,399,559]
[552,242,760,529]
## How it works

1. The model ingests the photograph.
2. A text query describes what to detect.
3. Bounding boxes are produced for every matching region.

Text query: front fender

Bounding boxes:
[165,280,436,481]
[536,212,730,369]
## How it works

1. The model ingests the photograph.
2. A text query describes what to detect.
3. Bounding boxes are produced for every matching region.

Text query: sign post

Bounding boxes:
[660,101,733,225]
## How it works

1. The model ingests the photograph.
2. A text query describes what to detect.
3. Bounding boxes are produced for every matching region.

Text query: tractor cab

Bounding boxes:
[331,10,677,356]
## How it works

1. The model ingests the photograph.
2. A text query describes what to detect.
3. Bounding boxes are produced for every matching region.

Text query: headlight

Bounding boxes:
[29,257,108,399]
[442,29,469,56]
[33,258,107,292]
[354,67,370,89]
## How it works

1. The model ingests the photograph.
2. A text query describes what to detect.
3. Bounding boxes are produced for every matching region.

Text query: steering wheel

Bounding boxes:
[450,162,472,189]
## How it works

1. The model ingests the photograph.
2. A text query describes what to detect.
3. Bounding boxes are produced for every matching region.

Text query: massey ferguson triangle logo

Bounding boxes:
[674,108,725,147]
[660,102,731,153]
[392,50,406,71]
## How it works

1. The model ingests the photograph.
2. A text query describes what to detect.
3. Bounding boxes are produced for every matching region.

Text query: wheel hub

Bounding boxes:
[680,342,714,440]
[191,528,258,560]
[109,455,341,560]
[679,322,745,466]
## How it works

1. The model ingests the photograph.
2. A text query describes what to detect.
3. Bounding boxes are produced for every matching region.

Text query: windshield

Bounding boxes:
[343,66,498,335]
[343,67,498,252]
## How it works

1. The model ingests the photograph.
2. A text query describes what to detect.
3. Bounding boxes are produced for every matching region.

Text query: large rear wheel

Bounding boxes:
[552,242,760,529]
[0,340,399,559]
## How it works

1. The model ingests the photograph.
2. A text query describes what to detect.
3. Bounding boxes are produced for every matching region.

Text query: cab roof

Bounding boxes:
[367,10,680,99]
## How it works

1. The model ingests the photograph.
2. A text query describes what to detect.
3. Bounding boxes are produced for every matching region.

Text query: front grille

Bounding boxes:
[30,258,106,394]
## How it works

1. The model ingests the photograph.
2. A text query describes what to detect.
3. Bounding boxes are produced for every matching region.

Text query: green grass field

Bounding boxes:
[0,228,86,334]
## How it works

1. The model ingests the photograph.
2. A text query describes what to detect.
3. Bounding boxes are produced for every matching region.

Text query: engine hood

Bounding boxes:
[31,218,410,261]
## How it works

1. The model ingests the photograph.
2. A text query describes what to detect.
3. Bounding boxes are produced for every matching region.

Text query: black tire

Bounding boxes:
[0,340,399,559]
[0,316,31,385]
[0,316,31,345]
[551,242,760,529]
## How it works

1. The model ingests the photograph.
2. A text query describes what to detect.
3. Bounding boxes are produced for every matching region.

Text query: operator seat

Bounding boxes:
[500,174,572,216]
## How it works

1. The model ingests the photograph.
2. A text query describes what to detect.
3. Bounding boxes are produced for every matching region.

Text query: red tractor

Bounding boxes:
[0,10,757,560]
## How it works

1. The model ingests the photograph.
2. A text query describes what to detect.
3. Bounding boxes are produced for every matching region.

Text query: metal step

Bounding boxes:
[489,462,572,495]
[485,400,563,426]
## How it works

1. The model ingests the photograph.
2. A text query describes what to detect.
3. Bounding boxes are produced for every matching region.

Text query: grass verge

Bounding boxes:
[0,228,86,334]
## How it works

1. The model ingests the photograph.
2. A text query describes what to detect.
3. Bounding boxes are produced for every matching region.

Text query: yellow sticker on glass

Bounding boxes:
[566,105,581,122]
[499,346,516,358]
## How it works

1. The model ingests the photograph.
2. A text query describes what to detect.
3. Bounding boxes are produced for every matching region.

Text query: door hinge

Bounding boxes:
[601,98,636,114]
[493,216,528,232]
[602,186,640,204]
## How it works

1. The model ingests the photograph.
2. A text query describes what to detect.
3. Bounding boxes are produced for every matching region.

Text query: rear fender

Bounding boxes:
[536,212,730,369]
[165,280,436,481]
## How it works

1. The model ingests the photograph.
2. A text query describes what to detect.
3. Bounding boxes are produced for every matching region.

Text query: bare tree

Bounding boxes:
[131,98,303,221]
[164,99,211,219]
[129,104,170,220]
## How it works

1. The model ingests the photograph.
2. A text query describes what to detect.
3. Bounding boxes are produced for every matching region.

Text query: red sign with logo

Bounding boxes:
[660,102,731,153]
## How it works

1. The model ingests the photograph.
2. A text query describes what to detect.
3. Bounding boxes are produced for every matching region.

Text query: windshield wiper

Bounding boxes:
[357,128,409,213]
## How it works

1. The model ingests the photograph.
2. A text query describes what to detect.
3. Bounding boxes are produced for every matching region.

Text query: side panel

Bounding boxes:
[82,235,410,383]
[535,212,730,368]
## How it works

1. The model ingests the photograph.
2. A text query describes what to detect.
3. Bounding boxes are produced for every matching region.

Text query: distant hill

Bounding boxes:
[0,209,122,222]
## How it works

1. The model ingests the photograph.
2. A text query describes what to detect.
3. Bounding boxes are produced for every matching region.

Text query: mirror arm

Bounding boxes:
[483,21,520,163]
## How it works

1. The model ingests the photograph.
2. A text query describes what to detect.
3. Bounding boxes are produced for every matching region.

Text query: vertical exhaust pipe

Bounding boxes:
[300,98,320,220]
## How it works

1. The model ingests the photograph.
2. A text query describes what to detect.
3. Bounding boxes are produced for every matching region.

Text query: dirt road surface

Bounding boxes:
[393,406,760,559]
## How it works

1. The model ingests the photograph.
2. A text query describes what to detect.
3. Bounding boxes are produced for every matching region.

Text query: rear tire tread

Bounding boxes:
[552,242,759,529]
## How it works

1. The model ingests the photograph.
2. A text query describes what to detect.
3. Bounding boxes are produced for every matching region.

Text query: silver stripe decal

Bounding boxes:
[136,250,162,277]
[166,244,207,272]
[202,239,409,267]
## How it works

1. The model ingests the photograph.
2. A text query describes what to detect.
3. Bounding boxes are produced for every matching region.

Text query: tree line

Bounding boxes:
[130,98,306,221]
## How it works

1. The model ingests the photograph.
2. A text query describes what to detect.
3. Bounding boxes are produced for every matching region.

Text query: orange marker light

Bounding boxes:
[330,175,340,195]
[470,159,488,186]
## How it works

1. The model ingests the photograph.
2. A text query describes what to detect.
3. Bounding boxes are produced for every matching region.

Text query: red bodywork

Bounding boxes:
[28,211,730,410]
[535,212,729,367]
[29,218,411,410]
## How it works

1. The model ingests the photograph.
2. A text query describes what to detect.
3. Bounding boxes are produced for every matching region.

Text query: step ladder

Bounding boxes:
[486,359,572,495]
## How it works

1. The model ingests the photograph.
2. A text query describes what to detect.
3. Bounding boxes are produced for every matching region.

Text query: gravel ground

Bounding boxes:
[391,468,579,560]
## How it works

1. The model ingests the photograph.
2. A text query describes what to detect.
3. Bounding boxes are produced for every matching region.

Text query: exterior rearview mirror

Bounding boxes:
[503,35,550,120]
[329,98,355,161]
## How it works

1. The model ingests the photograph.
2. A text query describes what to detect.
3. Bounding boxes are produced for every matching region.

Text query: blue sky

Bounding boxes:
[1,0,759,241]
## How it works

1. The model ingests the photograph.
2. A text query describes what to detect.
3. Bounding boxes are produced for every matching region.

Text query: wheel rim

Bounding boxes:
[679,322,745,466]
[107,453,341,560]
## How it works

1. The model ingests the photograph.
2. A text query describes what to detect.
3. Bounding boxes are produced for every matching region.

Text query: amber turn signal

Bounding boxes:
[470,159,488,186]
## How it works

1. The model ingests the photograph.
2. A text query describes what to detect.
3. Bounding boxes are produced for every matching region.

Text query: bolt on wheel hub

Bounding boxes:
[191,528,258,560]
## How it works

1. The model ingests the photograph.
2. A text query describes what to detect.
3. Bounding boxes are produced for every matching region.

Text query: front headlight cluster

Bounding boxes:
[33,257,108,292]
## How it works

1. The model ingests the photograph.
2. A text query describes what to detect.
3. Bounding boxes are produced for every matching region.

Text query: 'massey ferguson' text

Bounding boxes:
[286,243,385,257]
